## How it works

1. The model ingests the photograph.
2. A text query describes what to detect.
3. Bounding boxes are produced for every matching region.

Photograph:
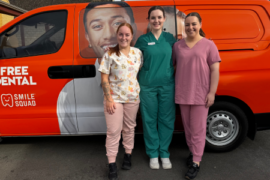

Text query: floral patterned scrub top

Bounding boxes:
[98,47,143,103]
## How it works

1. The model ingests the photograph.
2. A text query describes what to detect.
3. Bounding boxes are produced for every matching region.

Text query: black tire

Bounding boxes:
[0,137,2,143]
[205,101,248,152]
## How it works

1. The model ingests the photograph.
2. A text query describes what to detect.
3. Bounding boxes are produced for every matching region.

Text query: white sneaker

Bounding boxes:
[161,158,172,169]
[150,158,160,169]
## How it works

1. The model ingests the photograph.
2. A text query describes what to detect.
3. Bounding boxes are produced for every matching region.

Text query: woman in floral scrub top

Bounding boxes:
[99,23,143,180]
[99,48,142,103]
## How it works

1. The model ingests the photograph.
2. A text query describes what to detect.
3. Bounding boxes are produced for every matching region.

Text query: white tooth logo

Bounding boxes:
[1,94,13,107]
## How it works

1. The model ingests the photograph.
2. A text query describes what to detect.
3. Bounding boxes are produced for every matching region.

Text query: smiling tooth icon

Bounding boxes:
[1,94,13,107]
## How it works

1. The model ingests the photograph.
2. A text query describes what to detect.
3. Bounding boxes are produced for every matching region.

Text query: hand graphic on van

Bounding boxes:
[1,94,13,107]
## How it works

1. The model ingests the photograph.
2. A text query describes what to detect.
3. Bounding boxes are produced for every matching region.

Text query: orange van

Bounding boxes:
[0,0,270,152]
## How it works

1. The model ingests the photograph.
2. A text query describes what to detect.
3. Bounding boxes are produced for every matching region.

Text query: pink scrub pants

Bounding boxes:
[104,100,140,163]
[180,105,209,162]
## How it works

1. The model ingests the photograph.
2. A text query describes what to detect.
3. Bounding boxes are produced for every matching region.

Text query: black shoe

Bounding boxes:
[185,162,200,180]
[186,153,193,168]
[121,153,132,170]
[108,163,118,180]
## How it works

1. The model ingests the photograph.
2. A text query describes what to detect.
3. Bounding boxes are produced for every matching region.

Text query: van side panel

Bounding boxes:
[0,5,75,136]
[176,2,270,114]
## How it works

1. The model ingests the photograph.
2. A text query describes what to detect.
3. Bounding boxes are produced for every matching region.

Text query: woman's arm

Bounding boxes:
[101,73,116,114]
[205,62,220,107]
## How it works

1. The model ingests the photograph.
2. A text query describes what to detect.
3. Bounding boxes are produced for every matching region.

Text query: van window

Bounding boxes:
[184,9,263,40]
[79,5,176,58]
[0,10,67,59]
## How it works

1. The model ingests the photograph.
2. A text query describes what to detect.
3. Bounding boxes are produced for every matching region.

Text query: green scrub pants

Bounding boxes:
[140,84,175,158]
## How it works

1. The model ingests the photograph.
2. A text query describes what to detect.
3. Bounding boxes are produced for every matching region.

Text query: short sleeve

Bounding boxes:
[169,33,177,47]
[98,52,111,74]
[134,36,144,52]
[207,41,221,66]
[164,32,176,47]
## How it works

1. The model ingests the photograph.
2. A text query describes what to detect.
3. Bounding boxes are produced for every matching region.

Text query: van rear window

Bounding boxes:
[185,9,263,40]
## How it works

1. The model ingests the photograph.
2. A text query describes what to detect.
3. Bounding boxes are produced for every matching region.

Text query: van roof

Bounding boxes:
[14,0,270,14]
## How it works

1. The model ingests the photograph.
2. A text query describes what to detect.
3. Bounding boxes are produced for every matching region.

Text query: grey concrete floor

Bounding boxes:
[0,131,269,180]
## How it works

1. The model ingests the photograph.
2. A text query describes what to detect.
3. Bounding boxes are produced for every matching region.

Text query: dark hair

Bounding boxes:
[83,2,135,33]
[185,12,205,37]
[147,6,165,19]
[109,23,134,57]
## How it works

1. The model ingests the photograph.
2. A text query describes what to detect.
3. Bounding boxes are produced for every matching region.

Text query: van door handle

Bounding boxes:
[48,66,73,79]
[50,70,70,73]
[48,65,96,79]
[73,65,96,78]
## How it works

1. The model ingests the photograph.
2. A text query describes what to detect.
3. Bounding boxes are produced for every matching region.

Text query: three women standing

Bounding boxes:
[173,12,221,179]
[99,23,143,180]
[135,6,176,169]
[99,6,220,180]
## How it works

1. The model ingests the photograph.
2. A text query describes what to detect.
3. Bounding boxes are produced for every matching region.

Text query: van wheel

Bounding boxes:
[0,137,2,143]
[205,102,248,152]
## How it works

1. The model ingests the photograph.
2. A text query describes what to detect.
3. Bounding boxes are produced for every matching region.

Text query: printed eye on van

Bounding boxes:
[0,66,37,86]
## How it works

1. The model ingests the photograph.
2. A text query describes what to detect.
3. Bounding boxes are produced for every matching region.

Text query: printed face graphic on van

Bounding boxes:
[85,6,131,57]
[1,94,13,107]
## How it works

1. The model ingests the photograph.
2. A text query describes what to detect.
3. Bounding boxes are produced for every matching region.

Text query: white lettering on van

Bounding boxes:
[1,67,6,76]
[0,66,37,86]
[7,67,14,75]
[1,93,36,107]
[22,66,28,75]
[15,66,21,75]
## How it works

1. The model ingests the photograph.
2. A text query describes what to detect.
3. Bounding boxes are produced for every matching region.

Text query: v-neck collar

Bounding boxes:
[184,37,204,49]
[120,48,131,59]
[150,31,163,43]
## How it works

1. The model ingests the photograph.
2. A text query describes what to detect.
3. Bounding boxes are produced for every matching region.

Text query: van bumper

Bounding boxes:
[255,113,270,131]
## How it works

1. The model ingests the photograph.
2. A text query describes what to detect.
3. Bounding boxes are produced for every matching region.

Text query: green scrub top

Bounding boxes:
[135,31,176,86]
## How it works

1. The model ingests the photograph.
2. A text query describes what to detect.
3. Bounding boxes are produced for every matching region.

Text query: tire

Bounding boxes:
[205,101,248,152]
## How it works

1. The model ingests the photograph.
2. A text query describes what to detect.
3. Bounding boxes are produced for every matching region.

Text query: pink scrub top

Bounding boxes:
[173,38,221,105]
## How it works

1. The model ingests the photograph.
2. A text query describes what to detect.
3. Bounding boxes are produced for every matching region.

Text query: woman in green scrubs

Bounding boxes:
[135,6,176,170]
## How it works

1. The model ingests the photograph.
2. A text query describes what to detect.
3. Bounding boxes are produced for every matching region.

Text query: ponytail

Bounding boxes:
[109,44,120,57]
[199,28,205,37]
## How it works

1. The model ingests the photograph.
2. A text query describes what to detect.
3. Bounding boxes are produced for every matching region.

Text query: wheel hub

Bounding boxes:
[206,111,239,146]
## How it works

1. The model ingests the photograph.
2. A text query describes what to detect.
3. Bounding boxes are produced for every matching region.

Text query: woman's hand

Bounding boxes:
[106,100,116,114]
[205,92,215,108]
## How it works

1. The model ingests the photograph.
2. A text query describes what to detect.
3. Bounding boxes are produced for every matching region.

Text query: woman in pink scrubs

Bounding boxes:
[173,12,221,179]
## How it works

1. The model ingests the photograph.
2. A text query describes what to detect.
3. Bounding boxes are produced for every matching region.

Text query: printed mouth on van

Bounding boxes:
[102,44,117,50]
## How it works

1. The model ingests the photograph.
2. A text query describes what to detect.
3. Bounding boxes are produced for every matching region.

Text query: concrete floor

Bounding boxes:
[0,130,269,180]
